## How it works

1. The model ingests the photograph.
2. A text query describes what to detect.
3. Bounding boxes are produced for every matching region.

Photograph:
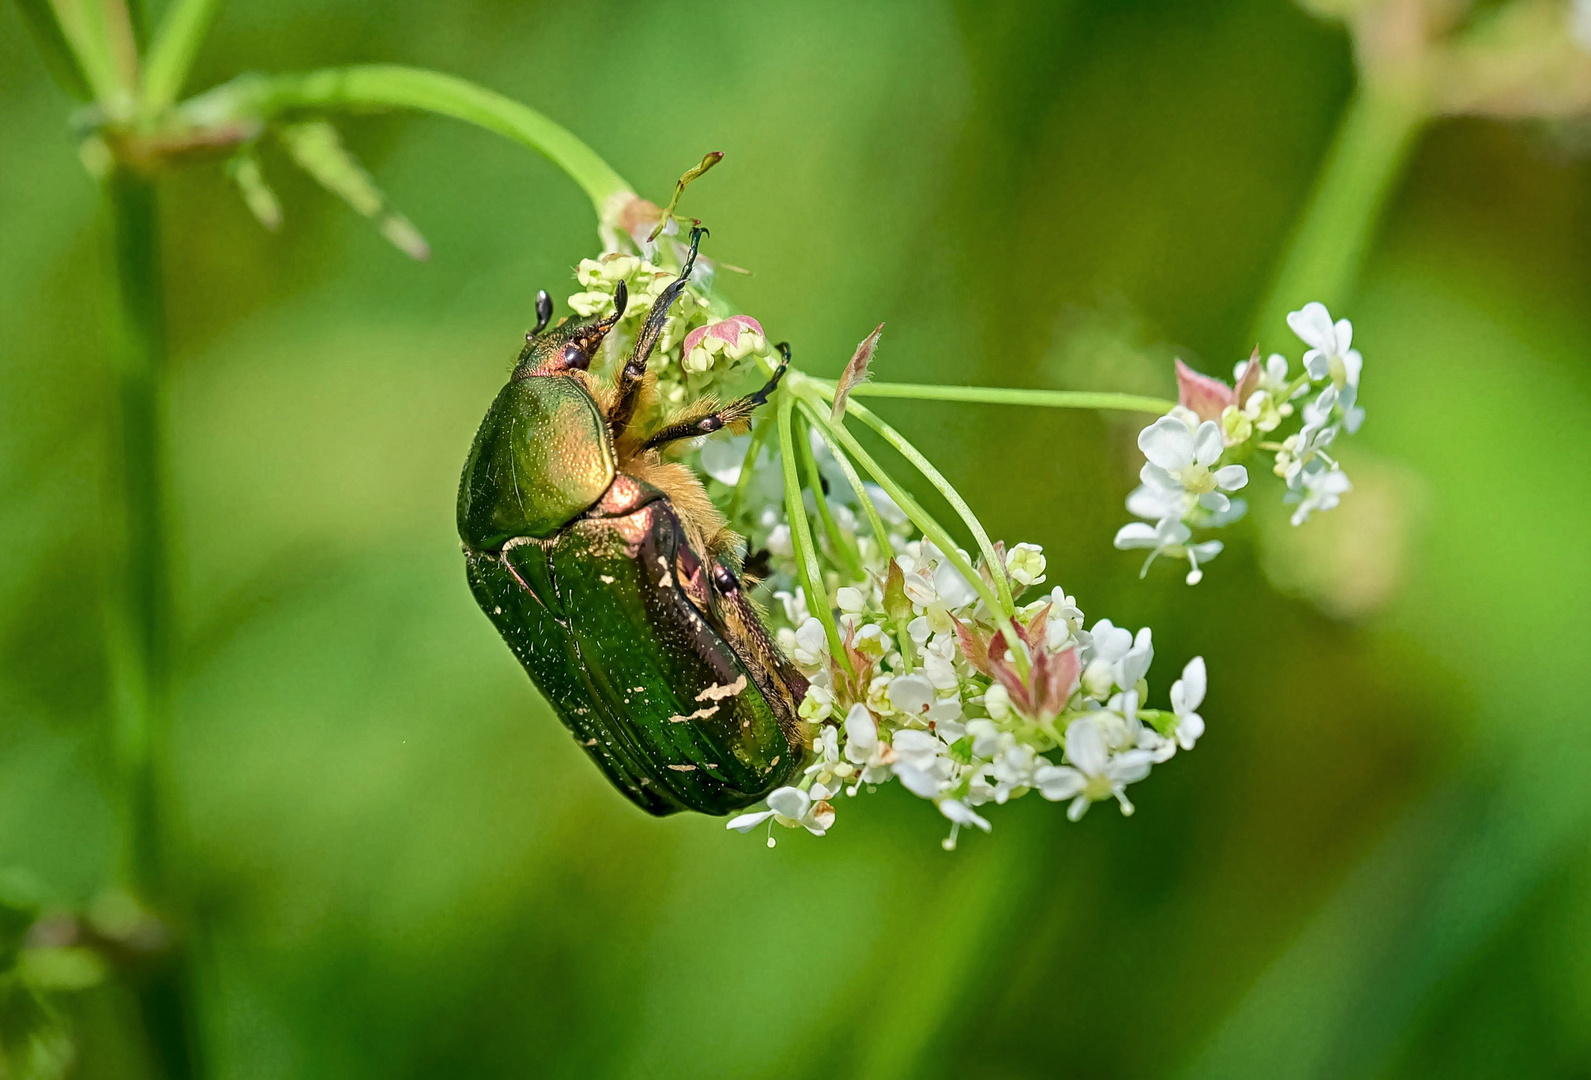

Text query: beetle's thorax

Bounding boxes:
[457,372,617,551]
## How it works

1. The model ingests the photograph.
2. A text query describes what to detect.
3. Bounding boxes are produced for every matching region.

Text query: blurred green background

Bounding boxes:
[3,0,1590,1077]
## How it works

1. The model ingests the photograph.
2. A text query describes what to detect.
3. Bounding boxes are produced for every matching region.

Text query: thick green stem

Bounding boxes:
[103,169,202,1080]
[103,171,171,900]
[184,65,633,218]
[1251,76,1428,346]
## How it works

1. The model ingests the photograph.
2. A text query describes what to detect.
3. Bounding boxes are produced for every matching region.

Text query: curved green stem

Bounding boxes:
[838,399,1016,615]
[794,388,1021,660]
[792,412,865,582]
[181,65,633,216]
[796,401,891,554]
[140,0,224,115]
[830,381,1173,415]
[777,395,847,669]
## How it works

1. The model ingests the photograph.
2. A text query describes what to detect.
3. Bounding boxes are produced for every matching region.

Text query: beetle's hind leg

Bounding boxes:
[608,227,706,438]
[641,342,791,451]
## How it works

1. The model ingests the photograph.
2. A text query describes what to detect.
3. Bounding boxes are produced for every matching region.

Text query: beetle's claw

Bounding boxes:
[533,290,554,336]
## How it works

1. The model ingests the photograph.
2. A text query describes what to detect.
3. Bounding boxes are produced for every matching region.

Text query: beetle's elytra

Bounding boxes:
[458,231,807,816]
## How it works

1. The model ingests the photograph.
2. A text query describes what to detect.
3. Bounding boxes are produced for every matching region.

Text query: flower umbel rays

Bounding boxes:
[553,207,1219,847]
[1117,300,1368,584]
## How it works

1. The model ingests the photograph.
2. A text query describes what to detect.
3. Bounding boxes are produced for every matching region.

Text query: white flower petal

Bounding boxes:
[1063,717,1108,775]
[1107,749,1154,785]
[939,798,992,832]
[1035,764,1086,801]
[1213,464,1248,491]
[893,762,942,798]
[1287,302,1335,352]
[765,786,810,820]
[1173,656,1207,713]
[1138,417,1195,470]
[1113,522,1160,549]
[726,810,775,832]
[1192,420,1224,467]
[887,674,937,717]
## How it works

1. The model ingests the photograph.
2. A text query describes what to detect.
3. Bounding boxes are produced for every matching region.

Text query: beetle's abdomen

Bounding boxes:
[458,375,616,549]
[466,497,803,816]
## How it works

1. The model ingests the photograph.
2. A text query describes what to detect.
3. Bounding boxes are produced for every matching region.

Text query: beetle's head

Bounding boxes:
[512,282,629,379]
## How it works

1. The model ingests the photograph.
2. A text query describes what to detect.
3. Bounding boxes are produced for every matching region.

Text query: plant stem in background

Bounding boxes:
[103,168,202,1080]
[1250,76,1429,346]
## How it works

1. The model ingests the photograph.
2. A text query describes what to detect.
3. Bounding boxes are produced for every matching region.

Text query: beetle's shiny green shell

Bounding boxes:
[458,370,805,816]
[466,491,801,815]
[458,375,615,547]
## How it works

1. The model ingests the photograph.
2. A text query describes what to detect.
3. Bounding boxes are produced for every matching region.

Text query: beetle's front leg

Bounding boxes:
[641,342,791,451]
[608,227,706,439]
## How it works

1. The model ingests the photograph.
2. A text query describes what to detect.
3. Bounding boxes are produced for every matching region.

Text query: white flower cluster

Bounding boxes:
[1115,300,1365,583]
[705,437,1207,847]
[564,249,772,409]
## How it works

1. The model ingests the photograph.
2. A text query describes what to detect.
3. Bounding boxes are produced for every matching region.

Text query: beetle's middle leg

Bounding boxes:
[608,227,706,439]
[641,342,791,451]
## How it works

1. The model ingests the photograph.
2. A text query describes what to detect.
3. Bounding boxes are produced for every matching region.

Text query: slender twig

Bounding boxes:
[831,381,1173,415]
[139,0,224,115]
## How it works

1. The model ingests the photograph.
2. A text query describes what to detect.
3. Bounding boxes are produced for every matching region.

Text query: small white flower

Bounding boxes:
[886,672,961,728]
[1287,301,1362,391]
[1005,542,1047,589]
[836,586,866,614]
[1284,463,1352,526]
[1138,416,1249,514]
[726,786,831,838]
[921,635,961,692]
[842,703,880,766]
[1113,517,1224,585]
[1034,718,1155,821]
[1169,656,1206,752]
[792,617,828,667]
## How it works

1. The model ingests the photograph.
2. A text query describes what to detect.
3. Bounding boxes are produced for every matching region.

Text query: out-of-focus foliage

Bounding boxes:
[2,0,1588,1078]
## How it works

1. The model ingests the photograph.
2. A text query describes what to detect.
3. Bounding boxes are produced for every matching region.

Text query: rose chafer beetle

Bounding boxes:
[458,230,807,815]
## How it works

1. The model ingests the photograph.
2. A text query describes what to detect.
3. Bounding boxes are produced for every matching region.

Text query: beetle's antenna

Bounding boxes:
[532,290,554,336]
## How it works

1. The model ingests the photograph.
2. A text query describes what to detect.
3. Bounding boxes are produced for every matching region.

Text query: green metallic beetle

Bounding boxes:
[458,230,808,816]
